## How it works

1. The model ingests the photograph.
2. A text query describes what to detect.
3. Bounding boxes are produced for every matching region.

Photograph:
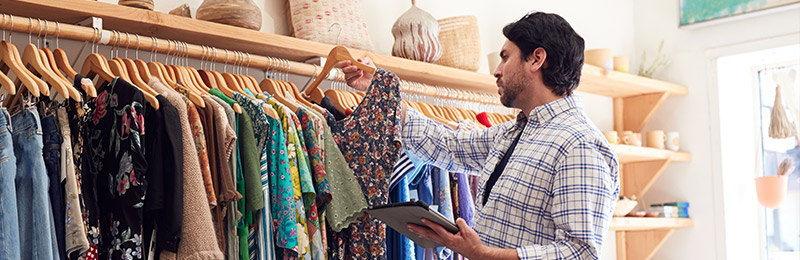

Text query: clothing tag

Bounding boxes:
[147,228,157,260]
[409,189,419,201]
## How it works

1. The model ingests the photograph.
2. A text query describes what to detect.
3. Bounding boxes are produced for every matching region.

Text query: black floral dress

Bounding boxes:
[330,69,403,259]
[83,78,148,260]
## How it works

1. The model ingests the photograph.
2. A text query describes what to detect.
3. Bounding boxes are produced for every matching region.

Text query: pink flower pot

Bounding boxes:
[754,175,788,209]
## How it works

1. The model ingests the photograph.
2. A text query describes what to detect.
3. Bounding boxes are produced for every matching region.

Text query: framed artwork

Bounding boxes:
[680,0,800,27]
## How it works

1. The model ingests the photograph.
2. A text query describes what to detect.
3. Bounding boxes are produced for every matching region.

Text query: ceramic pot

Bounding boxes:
[755,175,788,208]
[391,1,442,63]
[197,0,262,31]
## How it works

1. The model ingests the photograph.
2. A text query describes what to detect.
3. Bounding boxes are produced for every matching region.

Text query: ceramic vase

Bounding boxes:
[391,0,442,63]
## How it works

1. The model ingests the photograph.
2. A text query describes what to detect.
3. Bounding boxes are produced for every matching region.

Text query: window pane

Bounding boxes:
[757,66,800,260]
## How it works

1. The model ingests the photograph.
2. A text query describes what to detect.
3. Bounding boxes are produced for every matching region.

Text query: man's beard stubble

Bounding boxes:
[499,72,529,108]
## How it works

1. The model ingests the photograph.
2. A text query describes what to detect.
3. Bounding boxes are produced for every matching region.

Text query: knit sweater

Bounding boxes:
[149,78,224,260]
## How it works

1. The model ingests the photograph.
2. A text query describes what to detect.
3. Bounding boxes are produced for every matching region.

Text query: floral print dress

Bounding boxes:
[329,69,403,260]
[264,114,300,258]
[83,78,148,260]
[297,107,332,211]
[267,99,314,259]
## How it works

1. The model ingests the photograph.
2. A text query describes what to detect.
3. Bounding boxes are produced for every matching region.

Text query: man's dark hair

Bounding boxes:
[503,12,584,96]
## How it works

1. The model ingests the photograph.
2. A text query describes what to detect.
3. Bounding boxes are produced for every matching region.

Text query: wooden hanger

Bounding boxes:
[50,25,94,97]
[53,48,76,79]
[194,48,243,114]
[21,43,63,97]
[108,58,129,81]
[303,46,375,103]
[272,57,323,113]
[233,51,259,95]
[261,77,299,112]
[2,42,42,97]
[80,52,114,88]
[22,19,63,97]
[147,40,176,88]
[80,53,115,87]
[123,57,155,94]
[41,48,81,101]
[0,69,11,94]
[202,47,235,97]
[118,33,158,97]
[0,15,28,95]
[324,89,348,113]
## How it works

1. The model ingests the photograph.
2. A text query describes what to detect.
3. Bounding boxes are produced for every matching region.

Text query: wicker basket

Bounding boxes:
[435,16,481,72]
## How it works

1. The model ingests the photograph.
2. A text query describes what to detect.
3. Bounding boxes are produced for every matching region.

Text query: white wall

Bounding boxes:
[95,0,624,128]
[632,1,800,260]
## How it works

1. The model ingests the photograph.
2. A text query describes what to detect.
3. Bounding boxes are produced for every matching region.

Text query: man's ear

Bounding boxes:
[528,47,547,72]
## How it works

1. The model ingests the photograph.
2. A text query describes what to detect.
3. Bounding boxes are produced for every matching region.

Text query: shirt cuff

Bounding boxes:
[516,245,540,260]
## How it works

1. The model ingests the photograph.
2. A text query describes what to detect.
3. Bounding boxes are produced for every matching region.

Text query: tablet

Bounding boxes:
[367,200,459,248]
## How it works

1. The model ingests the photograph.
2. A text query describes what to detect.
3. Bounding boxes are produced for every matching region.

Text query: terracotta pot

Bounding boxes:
[755,175,788,208]
[118,0,154,11]
[196,0,262,31]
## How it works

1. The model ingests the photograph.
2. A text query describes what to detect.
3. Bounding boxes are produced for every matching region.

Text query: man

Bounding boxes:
[339,12,619,260]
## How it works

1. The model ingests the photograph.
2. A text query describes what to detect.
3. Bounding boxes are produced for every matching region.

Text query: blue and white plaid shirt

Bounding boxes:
[402,95,619,260]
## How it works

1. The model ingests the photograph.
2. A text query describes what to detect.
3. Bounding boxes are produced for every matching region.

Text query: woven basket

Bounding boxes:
[435,16,480,71]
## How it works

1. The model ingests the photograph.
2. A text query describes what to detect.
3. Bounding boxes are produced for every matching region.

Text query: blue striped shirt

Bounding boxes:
[402,95,619,259]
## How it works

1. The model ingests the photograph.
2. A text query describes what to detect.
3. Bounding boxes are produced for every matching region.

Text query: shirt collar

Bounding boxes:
[516,95,583,125]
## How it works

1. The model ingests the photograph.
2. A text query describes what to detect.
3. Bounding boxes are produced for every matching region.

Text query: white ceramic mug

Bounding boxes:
[666,131,680,151]
[488,52,501,75]
[620,131,642,146]
[646,130,666,149]
[603,131,618,144]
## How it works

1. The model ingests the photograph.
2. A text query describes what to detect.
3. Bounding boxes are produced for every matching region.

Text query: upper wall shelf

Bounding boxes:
[610,217,694,231]
[0,0,688,98]
[581,65,688,98]
[611,144,691,163]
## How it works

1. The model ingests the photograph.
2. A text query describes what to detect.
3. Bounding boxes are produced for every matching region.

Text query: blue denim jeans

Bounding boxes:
[12,106,60,260]
[41,114,66,260]
[0,107,20,260]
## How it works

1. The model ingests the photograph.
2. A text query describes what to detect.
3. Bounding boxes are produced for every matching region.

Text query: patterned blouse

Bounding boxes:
[297,107,332,211]
[83,78,148,260]
[264,114,300,257]
[267,98,315,259]
[330,69,403,259]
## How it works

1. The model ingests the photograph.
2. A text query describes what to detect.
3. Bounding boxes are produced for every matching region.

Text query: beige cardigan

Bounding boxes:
[149,78,223,260]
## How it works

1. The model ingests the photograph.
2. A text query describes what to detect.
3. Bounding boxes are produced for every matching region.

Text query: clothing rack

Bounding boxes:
[0,13,508,108]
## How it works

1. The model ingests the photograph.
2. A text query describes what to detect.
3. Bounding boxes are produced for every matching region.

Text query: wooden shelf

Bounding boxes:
[613,218,693,260]
[610,217,694,231]
[0,0,688,99]
[611,144,691,201]
[581,64,688,98]
[611,144,691,163]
